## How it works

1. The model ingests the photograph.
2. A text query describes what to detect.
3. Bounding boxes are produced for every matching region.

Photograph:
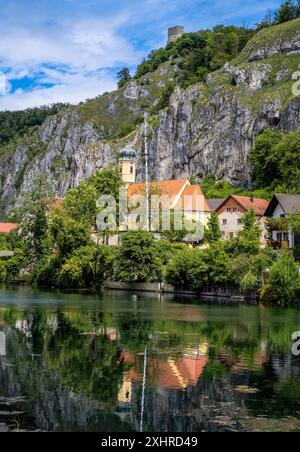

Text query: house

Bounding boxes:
[208,195,269,243]
[0,223,18,234]
[264,194,300,248]
[118,145,211,241]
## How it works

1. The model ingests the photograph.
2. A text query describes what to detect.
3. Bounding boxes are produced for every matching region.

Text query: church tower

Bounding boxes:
[119,145,137,187]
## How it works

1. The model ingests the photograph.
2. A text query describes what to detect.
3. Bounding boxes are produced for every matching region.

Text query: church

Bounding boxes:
[115,144,211,242]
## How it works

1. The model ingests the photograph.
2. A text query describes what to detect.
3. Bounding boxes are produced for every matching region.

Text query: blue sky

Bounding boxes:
[0,0,283,110]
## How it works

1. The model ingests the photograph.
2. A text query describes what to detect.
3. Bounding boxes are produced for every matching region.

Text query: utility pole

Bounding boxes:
[139,347,147,432]
[144,112,150,232]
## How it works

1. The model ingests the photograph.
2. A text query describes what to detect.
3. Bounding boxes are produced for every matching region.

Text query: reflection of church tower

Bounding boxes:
[119,145,137,187]
[0,331,6,356]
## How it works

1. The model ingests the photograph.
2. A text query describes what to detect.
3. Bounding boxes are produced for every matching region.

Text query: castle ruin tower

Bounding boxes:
[167,26,184,44]
[118,145,137,187]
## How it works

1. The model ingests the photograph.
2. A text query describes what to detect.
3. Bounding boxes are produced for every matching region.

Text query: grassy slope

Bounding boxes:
[76,61,177,141]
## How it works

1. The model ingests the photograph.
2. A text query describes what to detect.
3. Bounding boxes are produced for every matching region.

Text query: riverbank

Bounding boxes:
[103,281,258,302]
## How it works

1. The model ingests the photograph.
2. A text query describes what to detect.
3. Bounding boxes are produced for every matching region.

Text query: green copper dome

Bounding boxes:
[119,145,137,161]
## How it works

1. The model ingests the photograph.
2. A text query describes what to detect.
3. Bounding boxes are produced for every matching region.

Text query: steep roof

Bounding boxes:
[265,194,300,216]
[0,223,18,234]
[233,195,269,216]
[176,184,211,212]
[207,198,226,212]
[127,178,188,199]
[215,195,269,216]
[128,179,211,212]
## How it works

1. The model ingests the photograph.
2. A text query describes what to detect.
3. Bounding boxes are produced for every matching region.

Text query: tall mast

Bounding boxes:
[144,112,150,232]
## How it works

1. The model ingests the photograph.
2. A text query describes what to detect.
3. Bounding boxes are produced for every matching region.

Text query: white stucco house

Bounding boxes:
[264,194,300,248]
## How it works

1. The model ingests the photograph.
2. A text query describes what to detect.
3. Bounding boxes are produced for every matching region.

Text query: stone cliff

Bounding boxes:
[0,19,299,212]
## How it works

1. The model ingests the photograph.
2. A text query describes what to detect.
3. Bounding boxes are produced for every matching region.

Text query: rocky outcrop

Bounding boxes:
[0,21,300,212]
[149,83,300,185]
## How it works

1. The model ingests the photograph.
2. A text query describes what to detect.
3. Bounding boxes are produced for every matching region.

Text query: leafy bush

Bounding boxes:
[134,26,254,87]
[30,255,62,287]
[5,251,28,280]
[114,231,163,283]
[249,129,300,192]
[240,272,258,292]
[166,244,233,290]
[267,252,300,303]
[0,261,6,282]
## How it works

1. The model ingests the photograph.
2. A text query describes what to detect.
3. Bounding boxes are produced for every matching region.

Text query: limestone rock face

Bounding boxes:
[148,83,300,186]
[0,22,300,212]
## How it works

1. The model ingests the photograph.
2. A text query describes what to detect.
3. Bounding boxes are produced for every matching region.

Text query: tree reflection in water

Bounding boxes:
[0,288,299,432]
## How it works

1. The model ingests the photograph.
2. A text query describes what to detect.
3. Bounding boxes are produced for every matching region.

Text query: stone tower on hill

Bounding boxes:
[168,26,184,44]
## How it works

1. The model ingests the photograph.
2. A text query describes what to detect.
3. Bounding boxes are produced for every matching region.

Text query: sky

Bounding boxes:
[0,0,284,111]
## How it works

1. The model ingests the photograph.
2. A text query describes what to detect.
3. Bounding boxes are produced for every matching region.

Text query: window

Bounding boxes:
[227,208,231,212]
[222,219,227,225]
[130,166,134,174]
[233,207,238,212]
[277,233,282,242]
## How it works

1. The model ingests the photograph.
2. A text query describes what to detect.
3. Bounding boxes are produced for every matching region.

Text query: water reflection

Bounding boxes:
[0,330,6,356]
[0,287,299,432]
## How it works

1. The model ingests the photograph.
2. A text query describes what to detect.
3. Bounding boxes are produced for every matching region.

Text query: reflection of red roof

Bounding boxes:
[122,351,208,390]
[153,356,208,389]
[0,223,18,234]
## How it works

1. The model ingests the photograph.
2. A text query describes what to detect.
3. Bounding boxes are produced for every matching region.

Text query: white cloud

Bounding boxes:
[0,0,283,110]
[0,71,117,110]
[0,72,10,96]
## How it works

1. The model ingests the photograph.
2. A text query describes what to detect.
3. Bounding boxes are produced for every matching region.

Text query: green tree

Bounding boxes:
[248,129,283,188]
[0,261,6,282]
[274,0,298,23]
[49,212,91,257]
[275,129,300,192]
[11,175,54,267]
[117,68,131,88]
[115,231,162,283]
[240,271,258,292]
[165,248,197,288]
[206,211,222,244]
[267,252,300,303]
[59,245,116,289]
[64,168,123,227]
[238,209,261,254]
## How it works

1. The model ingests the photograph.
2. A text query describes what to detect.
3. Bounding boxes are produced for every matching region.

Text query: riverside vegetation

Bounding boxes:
[0,3,300,304]
[0,125,300,305]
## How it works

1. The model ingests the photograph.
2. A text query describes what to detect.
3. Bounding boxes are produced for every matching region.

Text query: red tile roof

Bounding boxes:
[232,195,269,216]
[127,178,188,200]
[128,179,211,212]
[0,223,18,234]
[176,184,211,212]
[216,195,269,216]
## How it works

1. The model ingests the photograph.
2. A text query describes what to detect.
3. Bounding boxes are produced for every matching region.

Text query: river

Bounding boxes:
[0,286,299,432]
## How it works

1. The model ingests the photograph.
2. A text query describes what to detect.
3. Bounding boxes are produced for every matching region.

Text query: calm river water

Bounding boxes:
[0,286,300,432]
